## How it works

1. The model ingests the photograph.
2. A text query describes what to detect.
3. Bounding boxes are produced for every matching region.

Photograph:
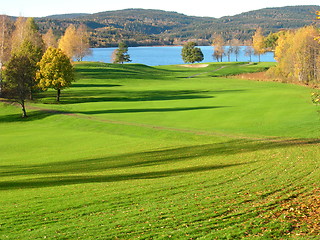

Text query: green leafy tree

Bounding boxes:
[11,18,45,100]
[2,54,34,117]
[15,39,44,100]
[37,48,74,102]
[181,42,204,64]
[112,42,131,64]
[264,32,279,51]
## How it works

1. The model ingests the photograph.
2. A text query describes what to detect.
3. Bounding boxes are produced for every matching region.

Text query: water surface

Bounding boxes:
[82,46,275,66]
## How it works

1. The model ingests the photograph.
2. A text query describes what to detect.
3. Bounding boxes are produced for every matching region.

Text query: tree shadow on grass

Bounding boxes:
[1,138,319,190]
[57,90,215,104]
[35,89,246,105]
[0,111,56,123]
[0,163,247,190]
[75,106,226,115]
[0,105,225,122]
[71,83,122,88]
[77,66,171,80]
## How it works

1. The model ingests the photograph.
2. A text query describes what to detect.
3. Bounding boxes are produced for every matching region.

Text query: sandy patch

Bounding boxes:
[180,64,209,68]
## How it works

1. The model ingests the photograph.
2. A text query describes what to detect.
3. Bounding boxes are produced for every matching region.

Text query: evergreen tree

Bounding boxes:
[112,42,131,64]
[181,42,204,64]
[37,48,75,102]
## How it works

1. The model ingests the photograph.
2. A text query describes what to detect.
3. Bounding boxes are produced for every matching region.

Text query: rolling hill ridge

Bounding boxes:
[34,5,320,47]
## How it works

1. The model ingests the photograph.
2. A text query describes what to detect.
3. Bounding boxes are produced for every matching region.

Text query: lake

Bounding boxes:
[82,46,275,66]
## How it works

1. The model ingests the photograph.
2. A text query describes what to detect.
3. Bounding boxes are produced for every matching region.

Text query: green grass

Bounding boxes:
[0,62,319,239]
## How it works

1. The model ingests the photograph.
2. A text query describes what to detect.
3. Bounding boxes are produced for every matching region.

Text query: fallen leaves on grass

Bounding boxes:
[273,188,320,236]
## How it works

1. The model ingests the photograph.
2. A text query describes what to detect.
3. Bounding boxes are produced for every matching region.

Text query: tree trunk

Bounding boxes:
[56,89,61,102]
[29,89,33,100]
[0,62,2,97]
[21,100,27,118]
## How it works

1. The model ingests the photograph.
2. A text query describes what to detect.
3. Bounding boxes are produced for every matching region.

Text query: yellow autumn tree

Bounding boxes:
[292,26,320,83]
[0,15,14,96]
[10,17,27,53]
[269,31,295,80]
[58,24,77,59]
[74,24,91,61]
[268,26,320,84]
[252,28,266,62]
[212,34,225,62]
[37,47,74,102]
[43,28,57,49]
[0,15,14,64]
[316,11,320,43]
[11,18,44,55]
[59,24,91,61]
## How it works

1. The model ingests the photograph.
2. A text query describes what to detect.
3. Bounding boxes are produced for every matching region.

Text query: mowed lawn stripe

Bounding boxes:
[0,62,319,239]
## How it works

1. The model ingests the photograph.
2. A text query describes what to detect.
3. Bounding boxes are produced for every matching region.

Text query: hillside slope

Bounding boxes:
[35,5,319,47]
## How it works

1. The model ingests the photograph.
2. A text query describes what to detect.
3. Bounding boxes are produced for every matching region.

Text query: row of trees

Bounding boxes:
[267,25,320,84]
[180,28,268,64]
[0,16,90,117]
[212,28,268,63]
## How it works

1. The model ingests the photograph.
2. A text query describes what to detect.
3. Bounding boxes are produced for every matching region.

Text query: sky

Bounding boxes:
[1,0,319,18]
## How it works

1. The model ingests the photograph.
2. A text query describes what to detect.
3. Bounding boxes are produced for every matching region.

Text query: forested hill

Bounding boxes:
[35,5,319,47]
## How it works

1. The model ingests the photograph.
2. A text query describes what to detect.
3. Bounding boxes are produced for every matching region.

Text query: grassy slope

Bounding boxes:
[0,62,319,239]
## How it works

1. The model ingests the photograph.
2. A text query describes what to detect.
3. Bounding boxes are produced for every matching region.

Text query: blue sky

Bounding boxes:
[1,0,319,18]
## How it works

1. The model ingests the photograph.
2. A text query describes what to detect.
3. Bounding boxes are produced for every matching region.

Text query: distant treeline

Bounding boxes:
[33,6,319,47]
